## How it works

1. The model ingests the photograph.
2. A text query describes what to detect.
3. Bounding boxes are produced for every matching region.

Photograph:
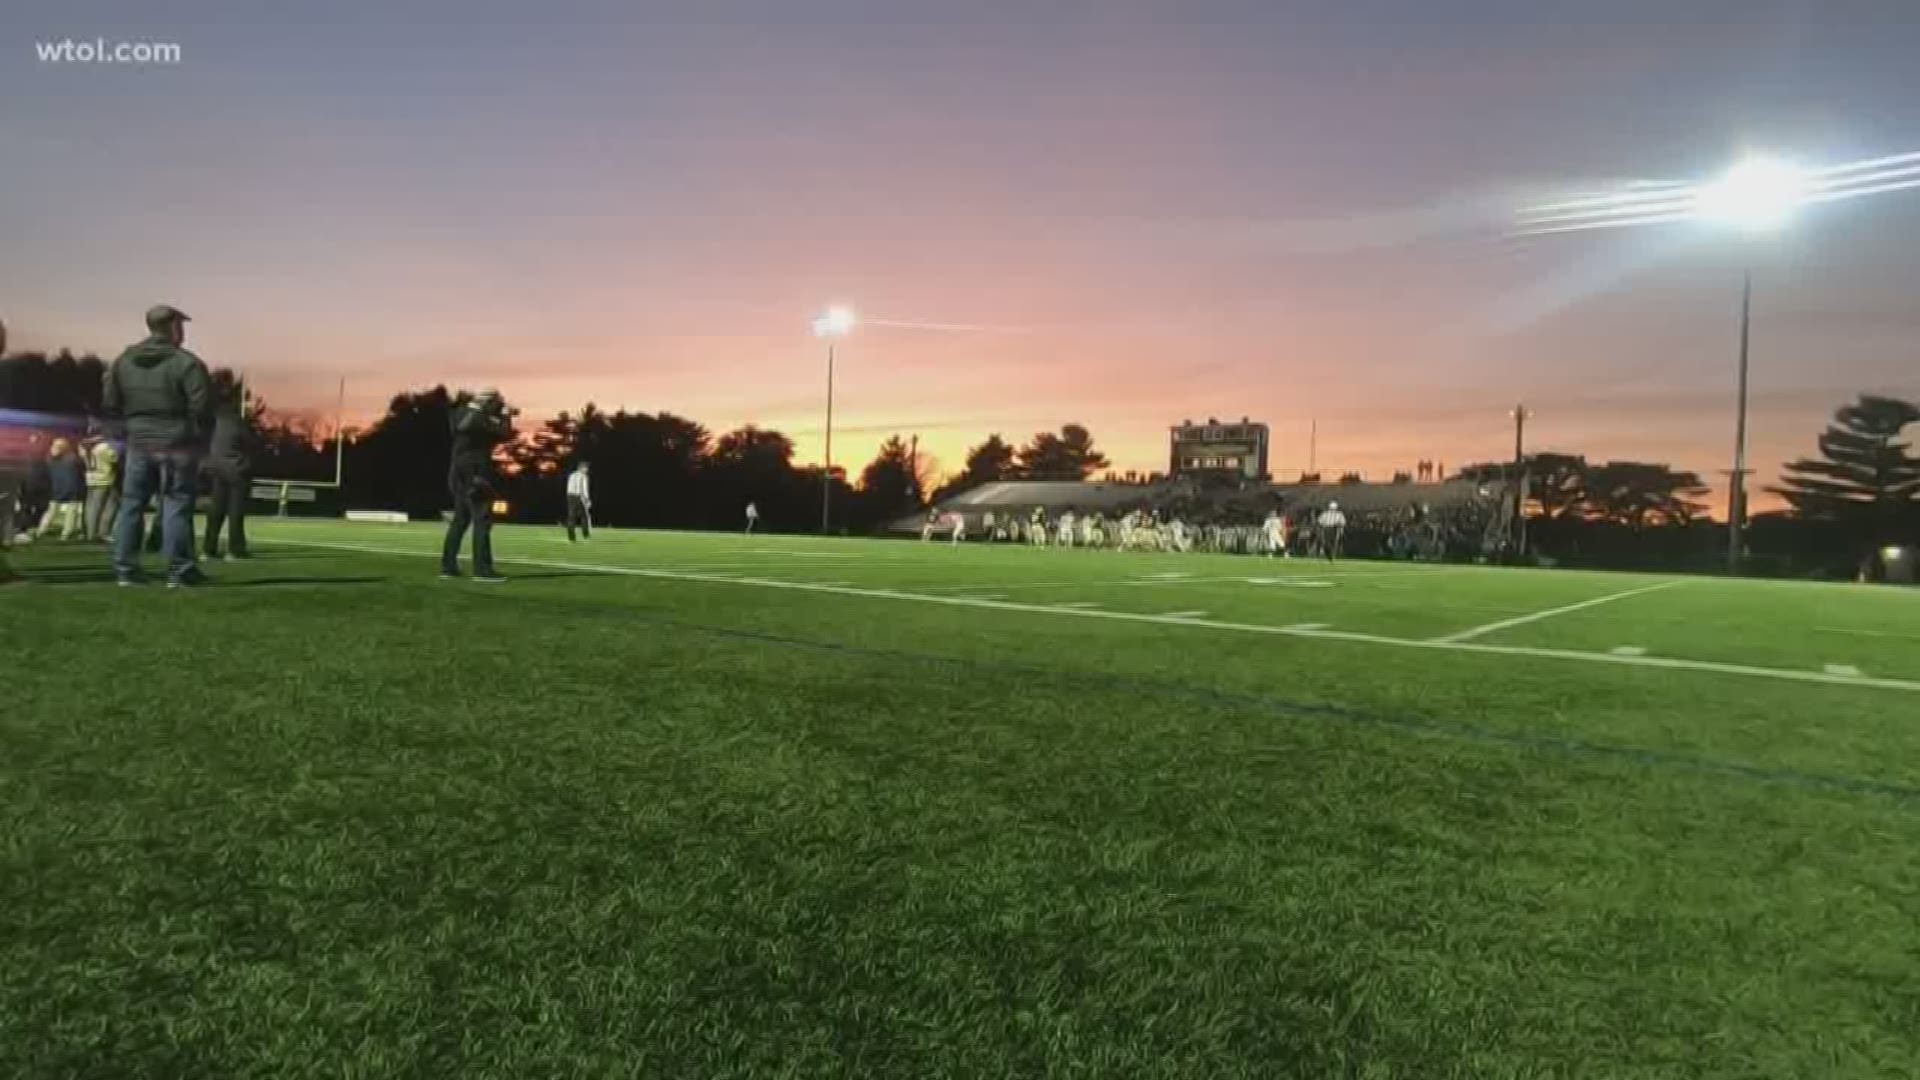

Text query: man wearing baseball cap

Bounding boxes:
[103,305,212,586]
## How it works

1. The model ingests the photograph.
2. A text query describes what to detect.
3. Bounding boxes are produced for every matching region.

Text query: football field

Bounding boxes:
[6,520,1918,1078]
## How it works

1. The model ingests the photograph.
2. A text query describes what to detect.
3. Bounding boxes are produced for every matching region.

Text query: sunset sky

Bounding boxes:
[5,0,1920,506]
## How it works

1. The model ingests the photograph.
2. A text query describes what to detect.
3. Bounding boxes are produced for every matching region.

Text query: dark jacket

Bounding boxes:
[102,335,212,451]
[22,455,50,503]
[206,409,251,474]
[449,399,511,472]
[48,455,85,502]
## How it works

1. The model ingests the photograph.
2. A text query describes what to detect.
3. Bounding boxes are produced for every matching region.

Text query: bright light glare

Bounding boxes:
[1515,148,1920,237]
[813,306,857,337]
[1692,156,1810,232]
[1884,545,1908,562]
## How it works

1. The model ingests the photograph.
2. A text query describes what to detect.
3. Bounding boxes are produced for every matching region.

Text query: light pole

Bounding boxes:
[812,306,856,534]
[1520,150,1920,573]
[1694,155,1808,575]
[1728,269,1754,574]
[1511,403,1531,558]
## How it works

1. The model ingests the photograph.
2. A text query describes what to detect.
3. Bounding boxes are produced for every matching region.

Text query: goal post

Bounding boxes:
[251,376,347,516]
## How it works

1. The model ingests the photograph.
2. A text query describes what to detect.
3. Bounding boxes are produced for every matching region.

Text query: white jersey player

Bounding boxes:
[1056,510,1076,549]
[1263,510,1289,557]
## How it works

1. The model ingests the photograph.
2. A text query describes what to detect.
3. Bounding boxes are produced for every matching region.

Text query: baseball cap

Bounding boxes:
[145,305,191,330]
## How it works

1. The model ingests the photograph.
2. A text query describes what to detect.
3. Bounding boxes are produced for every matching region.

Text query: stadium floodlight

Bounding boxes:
[813,306,857,534]
[1693,155,1810,232]
[814,306,856,338]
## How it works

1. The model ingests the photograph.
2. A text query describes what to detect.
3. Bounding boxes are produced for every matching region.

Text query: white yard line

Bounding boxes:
[1161,610,1209,619]
[1824,664,1864,677]
[1610,646,1647,657]
[263,539,1920,693]
[1056,600,1103,608]
[1430,582,1687,643]
[1283,623,1329,632]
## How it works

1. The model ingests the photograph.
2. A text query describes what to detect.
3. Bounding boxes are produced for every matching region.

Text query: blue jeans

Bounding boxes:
[114,446,200,579]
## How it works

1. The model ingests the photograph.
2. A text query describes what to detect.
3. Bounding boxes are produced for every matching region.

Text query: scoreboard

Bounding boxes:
[1169,418,1269,481]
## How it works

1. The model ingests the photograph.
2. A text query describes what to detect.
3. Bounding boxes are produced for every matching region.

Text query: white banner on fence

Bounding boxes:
[251,484,317,503]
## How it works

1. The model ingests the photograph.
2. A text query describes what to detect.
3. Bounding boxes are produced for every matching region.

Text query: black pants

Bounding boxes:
[441,461,495,575]
[564,495,591,541]
[203,467,249,557]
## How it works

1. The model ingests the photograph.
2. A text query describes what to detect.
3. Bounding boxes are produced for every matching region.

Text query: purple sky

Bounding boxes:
[5,0,1920,504]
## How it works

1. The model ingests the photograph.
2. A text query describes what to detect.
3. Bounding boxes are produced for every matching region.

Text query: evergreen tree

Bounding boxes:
[855,435,925,528]
[1017,423,1110,480]
[1770,394,1920,547]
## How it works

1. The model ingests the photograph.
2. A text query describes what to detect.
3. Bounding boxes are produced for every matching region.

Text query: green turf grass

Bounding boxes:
[3,525,1917,1078]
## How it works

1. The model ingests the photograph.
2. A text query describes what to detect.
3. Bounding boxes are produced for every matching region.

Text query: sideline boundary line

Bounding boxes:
[264,538,1920,694]
[1432,581,1686,643]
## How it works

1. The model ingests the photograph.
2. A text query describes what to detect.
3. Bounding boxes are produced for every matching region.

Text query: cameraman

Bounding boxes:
[440,388,515,582]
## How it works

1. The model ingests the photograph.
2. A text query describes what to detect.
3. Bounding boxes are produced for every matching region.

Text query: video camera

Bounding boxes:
[460,390,519,421]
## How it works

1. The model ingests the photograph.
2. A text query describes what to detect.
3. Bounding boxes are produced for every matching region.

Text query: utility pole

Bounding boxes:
[1511,403,1532,558]
[1308,419,1317,477]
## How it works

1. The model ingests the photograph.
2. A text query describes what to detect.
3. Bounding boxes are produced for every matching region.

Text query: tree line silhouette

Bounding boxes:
[3,346,1914,573]
[0,350,1113,535]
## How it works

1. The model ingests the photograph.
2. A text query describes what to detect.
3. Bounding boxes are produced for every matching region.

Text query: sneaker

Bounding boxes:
[473,572,507,584]
[439,567,463,580]
[116,573,146,588]
[167,568,210,589]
